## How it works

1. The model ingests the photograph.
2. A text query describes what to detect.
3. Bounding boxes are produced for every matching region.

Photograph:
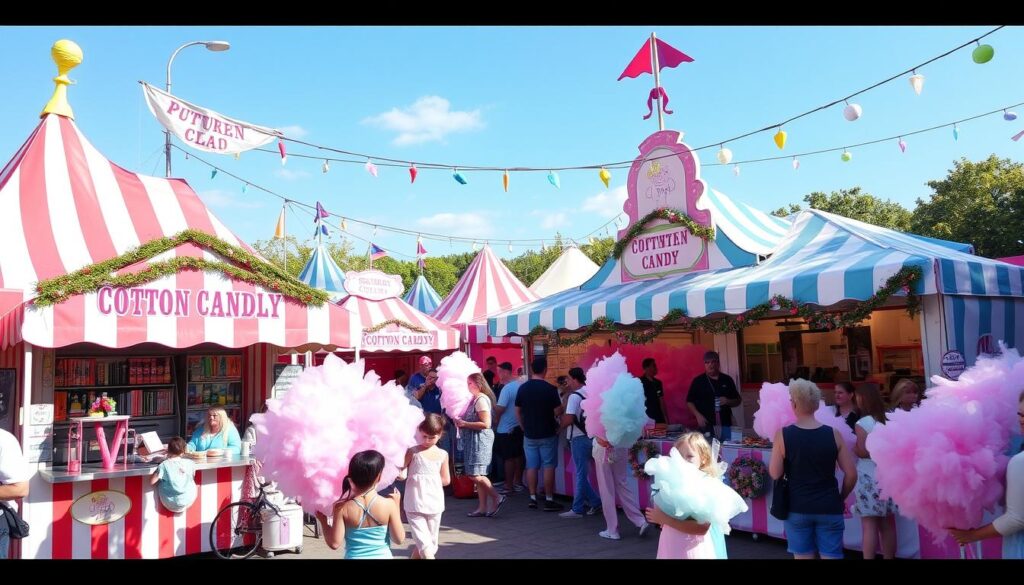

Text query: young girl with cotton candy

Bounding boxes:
[644,432,747,559]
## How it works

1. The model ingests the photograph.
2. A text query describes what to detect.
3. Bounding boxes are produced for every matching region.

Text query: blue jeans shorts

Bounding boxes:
[784,512,845,558]
[523,436,558,470]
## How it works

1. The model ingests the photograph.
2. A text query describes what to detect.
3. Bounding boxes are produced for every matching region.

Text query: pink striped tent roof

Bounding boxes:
[338,294,460,352]
[431,244,539,325]
[0,114,355,350]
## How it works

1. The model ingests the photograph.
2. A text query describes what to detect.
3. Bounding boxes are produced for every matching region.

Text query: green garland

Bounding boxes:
[530,265,922,346]
[613,207,716,260]
[629,440,661,480]
[363,319,428,334]
[33,229,329,307]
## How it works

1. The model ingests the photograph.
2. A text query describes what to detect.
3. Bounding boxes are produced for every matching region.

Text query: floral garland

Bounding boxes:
[726,456,768,499]
[33,229,329,307]
[530,265,922,346]
[363,319,428,334]
[629,439,661,480]
[613,208,716,260]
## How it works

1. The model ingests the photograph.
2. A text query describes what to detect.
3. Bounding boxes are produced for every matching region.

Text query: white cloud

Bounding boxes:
[278,125,309,138]
[531,210,569,229]
[274,168,311,180]
[416,212,493,239]
[363,96,484,146]
[198,189,263,209]
[581,185,628,218]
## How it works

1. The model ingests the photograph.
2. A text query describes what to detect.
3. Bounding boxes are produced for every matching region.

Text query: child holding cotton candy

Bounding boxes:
[644,432,747,559]
[398,414,451,559]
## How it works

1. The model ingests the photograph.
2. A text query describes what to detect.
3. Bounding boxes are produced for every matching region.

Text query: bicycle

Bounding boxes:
[209,481,301,559]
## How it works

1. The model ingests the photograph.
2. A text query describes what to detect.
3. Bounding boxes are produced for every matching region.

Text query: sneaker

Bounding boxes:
[585,505,602,516]
[559,510,585,519]
[638,521,652,538]
[528,498,538,509]
[513,483,527,493]
[542,500,564,512]
[598,530,621,540]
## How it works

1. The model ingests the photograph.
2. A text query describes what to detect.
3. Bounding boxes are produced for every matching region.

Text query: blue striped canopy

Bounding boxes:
[489,209,1024,337]
[297,244,347,300]
[404,274,442,314]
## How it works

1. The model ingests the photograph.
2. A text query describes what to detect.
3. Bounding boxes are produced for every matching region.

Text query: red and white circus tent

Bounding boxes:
[431,244,535,365]
[0,113,356,352]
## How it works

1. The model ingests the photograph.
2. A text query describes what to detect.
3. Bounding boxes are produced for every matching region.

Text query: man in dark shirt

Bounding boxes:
[515,356,564,511]
[411,368,442,414]
[641,358,668,424]
[686,351,741,441]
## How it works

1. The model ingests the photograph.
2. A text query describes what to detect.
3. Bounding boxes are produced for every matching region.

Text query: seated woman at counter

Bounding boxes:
[188,406,242,456]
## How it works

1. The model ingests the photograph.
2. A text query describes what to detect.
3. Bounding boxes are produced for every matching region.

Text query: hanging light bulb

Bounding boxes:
[409,164,418,184]
[508,241,513,253]
[972,41,995,64]
[321,160,330,174]
[843,101,862,121]
[242,183,248,193]
[841,149,853,162]
[733,164,740,176]
[716,145,733,164]
[773,128,787,150]
[453,168,468,185]
[953,124,960,141]
[898,137,907,153]
[341,218,347,232]
[792,157,800,170]
[909,70,925,95]
[503,170,510,193]
[547,170,560,189]
[365,159,379,177]
[599,167,612,188]
[1004,110,1018,121]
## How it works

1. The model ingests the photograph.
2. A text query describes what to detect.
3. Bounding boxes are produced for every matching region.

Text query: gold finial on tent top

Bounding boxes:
[41,39,83,120]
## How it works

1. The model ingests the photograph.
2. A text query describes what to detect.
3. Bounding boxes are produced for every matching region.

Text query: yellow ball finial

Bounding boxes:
[41,39,83,120]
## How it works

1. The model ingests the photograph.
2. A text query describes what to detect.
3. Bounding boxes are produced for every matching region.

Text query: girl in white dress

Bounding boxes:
[400,413,451,559]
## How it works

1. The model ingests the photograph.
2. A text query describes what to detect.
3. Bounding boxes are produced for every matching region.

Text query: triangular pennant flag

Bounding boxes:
[210,169,218,179]
[418,257,426,270]
[369,243,387,260]
[315,201,329,220]
[320,224,329,237]
[274,208,286,239]
[617,36,693,81]
[278,140,287,165]
[417,240,428,256]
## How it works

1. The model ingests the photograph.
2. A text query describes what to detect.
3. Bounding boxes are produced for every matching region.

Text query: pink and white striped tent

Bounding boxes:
[431,244,535,347]
[339,294,460,352]
[0,113,356,351]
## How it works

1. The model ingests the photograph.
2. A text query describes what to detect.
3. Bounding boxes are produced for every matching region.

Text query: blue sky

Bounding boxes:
[1,26,1021,260]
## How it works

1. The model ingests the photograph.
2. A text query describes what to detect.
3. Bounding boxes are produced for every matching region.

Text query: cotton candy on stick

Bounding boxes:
[436,351,480,419]
[252,354,424,514]
[581,352,628,442]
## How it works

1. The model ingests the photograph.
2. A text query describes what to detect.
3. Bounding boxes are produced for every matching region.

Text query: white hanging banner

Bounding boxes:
[141,82,282,154]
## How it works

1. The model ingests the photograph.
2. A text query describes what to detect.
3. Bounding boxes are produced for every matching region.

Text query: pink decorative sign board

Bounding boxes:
[344,270,404,300]
[620,130,712,282]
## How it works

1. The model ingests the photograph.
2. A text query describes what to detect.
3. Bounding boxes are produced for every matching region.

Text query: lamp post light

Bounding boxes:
[165,40,230,177]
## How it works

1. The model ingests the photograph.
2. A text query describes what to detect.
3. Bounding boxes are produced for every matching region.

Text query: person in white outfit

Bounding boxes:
[593,435,651,540]
[399,413,451,559]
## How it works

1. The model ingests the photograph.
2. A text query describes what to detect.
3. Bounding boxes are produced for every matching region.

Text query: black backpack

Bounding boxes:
[570,392,587,434]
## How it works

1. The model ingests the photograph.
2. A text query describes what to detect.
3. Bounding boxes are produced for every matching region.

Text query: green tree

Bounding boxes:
[251,235,314,278]
[580,236,615,266]
[912,156,1024,258]
[770,188,912,230]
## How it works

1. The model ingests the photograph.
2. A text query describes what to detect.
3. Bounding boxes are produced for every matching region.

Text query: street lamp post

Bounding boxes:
[165,40,230,177]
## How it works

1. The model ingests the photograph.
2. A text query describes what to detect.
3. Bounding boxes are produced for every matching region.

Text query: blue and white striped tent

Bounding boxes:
[297,244,348,301]
[404,274,443,314]
[488,206,1024,339]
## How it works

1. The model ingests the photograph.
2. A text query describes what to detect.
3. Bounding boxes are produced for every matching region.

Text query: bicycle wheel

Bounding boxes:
[210,501,262,559]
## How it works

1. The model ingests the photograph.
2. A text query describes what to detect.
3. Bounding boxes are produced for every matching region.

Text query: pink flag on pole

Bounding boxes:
[618,37,693,81]
[417,241,427,256]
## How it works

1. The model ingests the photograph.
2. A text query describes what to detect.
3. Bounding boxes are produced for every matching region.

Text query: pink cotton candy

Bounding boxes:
[251,354,424,515]
[436,351,480,418]
[581,352,628,441]
[752,382,795,440]
[868,345,1023,542]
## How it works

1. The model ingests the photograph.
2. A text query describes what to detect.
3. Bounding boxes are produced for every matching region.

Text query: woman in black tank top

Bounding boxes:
[769,379,858,559]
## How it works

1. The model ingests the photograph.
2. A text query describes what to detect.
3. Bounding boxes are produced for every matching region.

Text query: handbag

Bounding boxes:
[769,430,790,521]
[1,501,29,539]
[451,471,477,499]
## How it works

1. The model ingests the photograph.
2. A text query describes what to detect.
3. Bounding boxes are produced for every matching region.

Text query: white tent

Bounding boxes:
[529,245,600,298]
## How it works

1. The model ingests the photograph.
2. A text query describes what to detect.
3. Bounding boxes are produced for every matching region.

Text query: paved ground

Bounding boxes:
[253,491,792,560]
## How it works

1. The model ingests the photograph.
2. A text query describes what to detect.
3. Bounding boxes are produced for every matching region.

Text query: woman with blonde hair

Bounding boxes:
[187,405,242,456]
[889,379,921,412]
[769,379,857,559]
[453,372,505,517]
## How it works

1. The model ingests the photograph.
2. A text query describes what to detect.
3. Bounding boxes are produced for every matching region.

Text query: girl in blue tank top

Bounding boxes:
[315,450,405,559]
